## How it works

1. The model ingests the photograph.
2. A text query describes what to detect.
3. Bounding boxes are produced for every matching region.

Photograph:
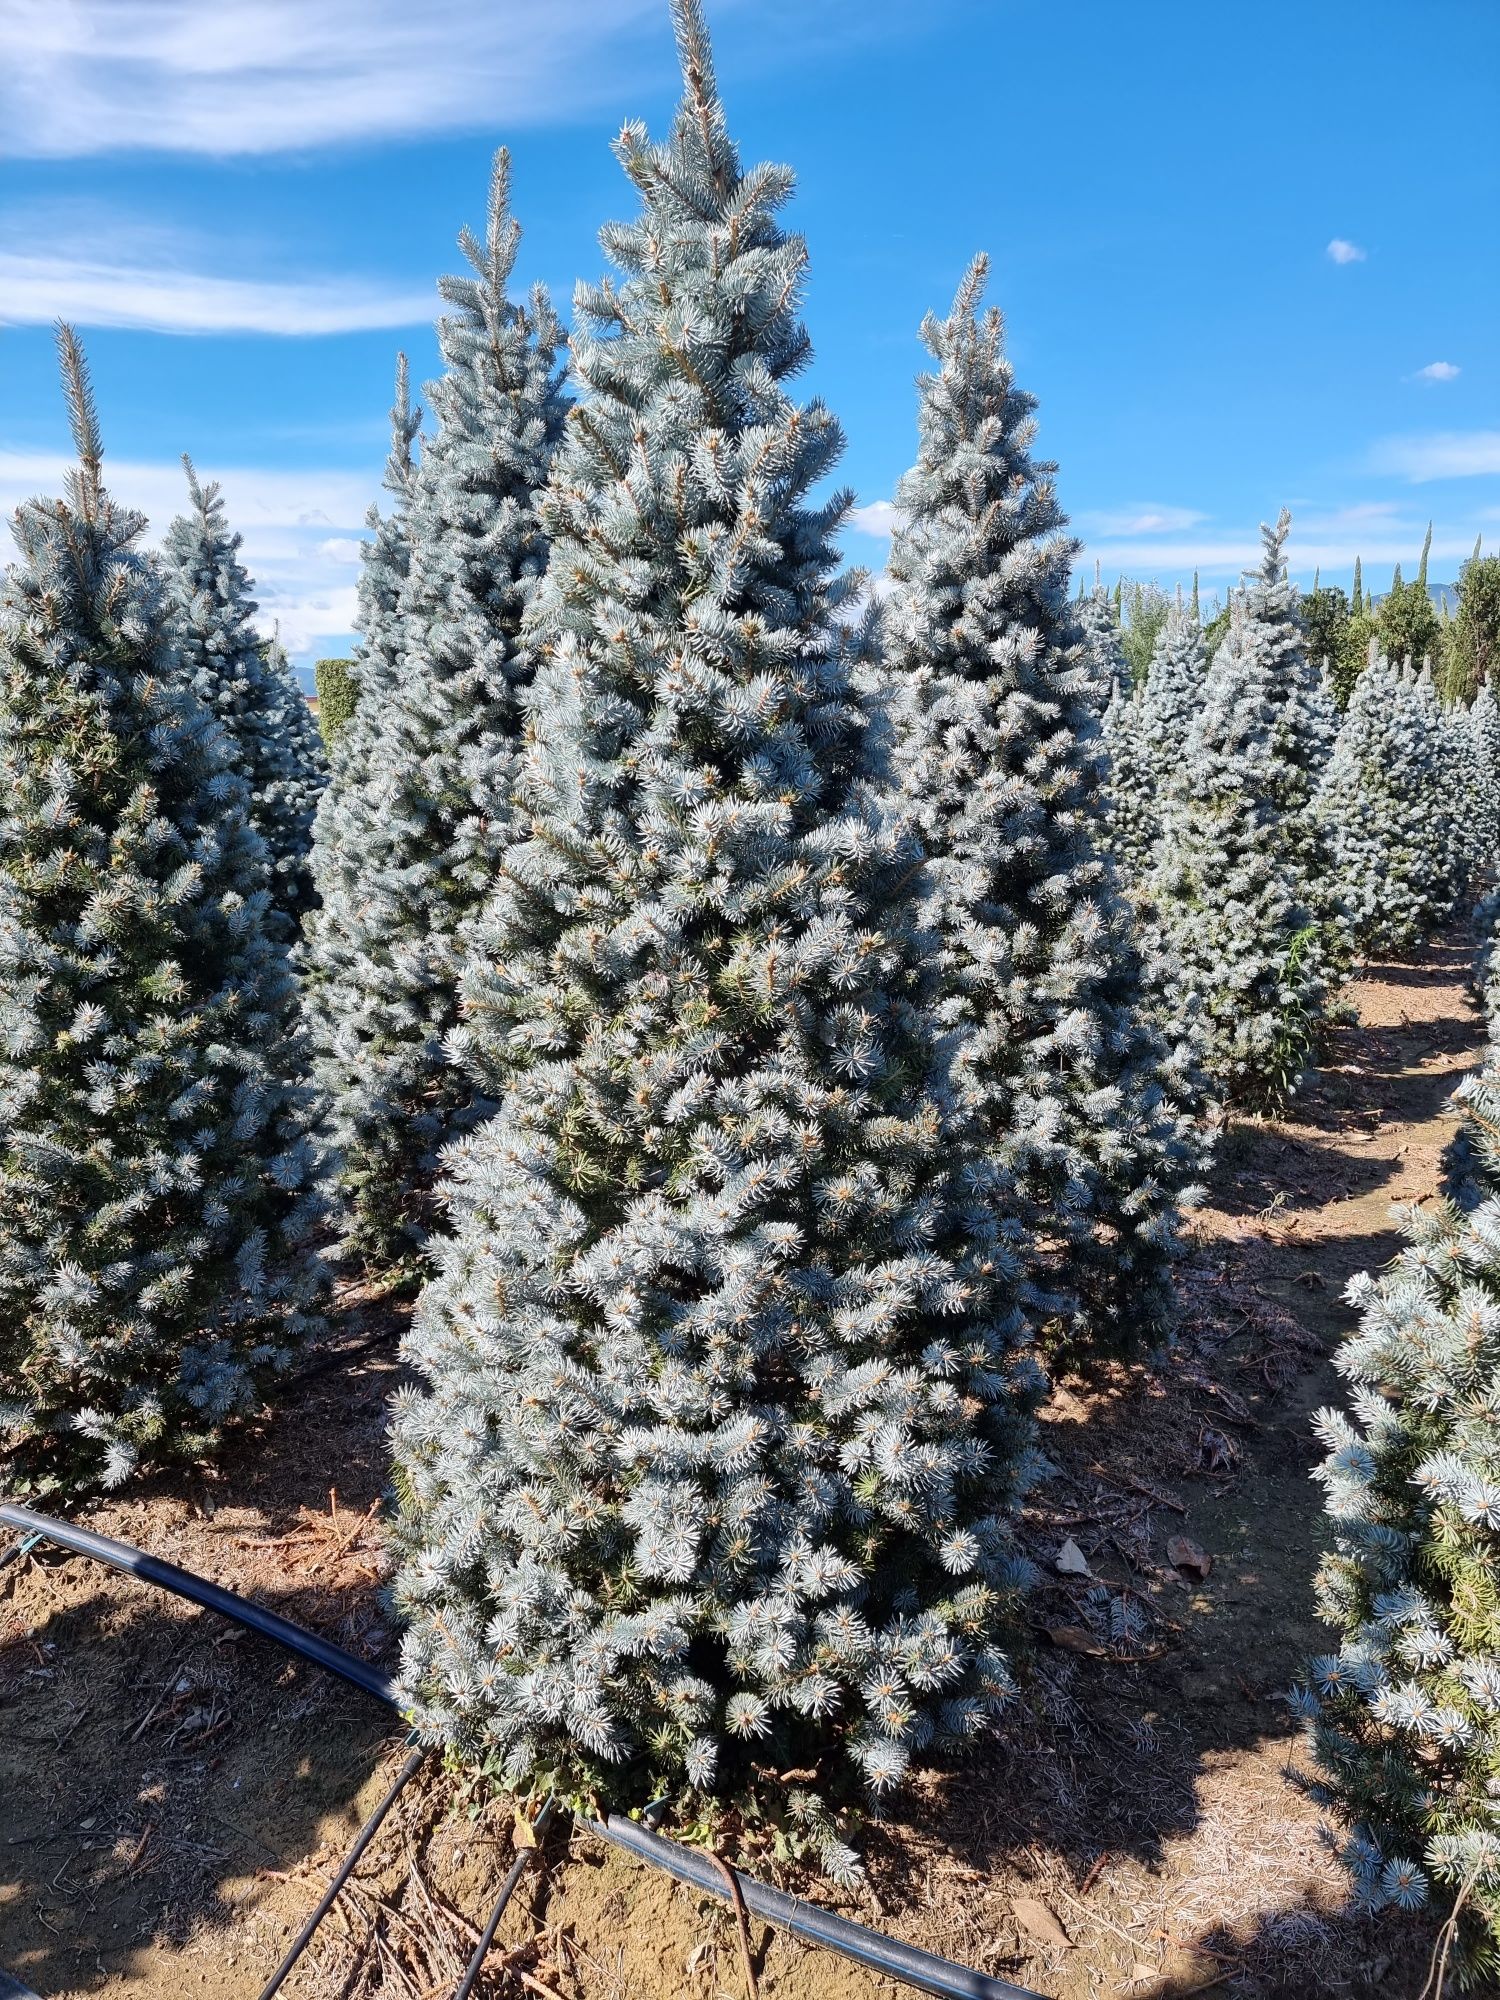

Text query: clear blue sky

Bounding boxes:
[3,0,1497,683]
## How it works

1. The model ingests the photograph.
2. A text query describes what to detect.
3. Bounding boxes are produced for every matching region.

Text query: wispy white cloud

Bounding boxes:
[1326,237,1367,265]
[1079,520,1481,583]
[0,246,435,335]
[1,0,673,156]
[847,499,901,540]
[1371,432,1500,481]
[0,449,375,659]
[1075,503,1207,537]
[1412,360,1460,384]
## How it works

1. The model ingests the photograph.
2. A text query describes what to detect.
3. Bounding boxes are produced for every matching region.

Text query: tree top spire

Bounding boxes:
[457,145,521,298]
[669,0,735,194]
[1254,507,1292,584]
[55,321,103,516]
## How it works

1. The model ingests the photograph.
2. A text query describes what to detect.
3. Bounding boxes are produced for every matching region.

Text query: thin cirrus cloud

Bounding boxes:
[1075,504,1207,537]
[1078,505,1477,583]
[1,0,680,156]
[1326,237,1367,265]
[0,449,377,659]
[1077,530,1480,583]
[0,246,436,336]
[1371,433,1500,482]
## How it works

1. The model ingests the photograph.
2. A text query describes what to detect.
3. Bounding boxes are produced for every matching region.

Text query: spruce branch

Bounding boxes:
[54,321,104,516]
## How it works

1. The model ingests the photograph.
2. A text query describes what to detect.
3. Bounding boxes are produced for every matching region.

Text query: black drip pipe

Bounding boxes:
[452,1798,556,2000]
[255,1744,427,2000]
[1,1503,1046,2000]
[0,1501,395,1704]
[596,1814,1044,2000]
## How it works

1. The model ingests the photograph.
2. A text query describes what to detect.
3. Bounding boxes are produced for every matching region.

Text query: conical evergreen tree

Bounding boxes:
[1131,596,1208,836]
[1297,1032,1500,1984]
[882,259,1198,1355]
[0,329,327,1496]
[346,355,423,720]
[386,7,1044,1863]
[161,463,327,938]
[1414,660,1474,919]
[1318,648,1455,957]
[1469,681,1500,857]
[1103,598,1209,896]
[265,631,328,807]
[1147,515,1342,1107]
[302,154,569,1266]
[1100,680,1157,884]
[1075,582,1131,712]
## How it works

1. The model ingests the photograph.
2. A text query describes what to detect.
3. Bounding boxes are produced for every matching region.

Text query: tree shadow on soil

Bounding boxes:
[0,1311,408,1998]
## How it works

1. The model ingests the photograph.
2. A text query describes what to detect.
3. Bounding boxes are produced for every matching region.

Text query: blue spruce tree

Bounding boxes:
[1297,1027,1500,1983]
[882,259,1199,1355]
[1075,579,1131,712]
[1102,594,1208,889]
[302,155,569,1267]
[1148,516,1342,1107]
[0,329,327,1495]
[345,354,424,722]
[1100,680,1156,883]
[161,461,327,938]
[1318,648,1457,958]
[387,6,1044,1870]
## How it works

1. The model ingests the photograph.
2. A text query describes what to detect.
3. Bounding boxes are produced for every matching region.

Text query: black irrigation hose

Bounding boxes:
[255,1744,428,2000]
[596,1814,1044,2000]
[2,1503,1046,2000]
[452,1798,556,2000]
[0,1501,396,1705]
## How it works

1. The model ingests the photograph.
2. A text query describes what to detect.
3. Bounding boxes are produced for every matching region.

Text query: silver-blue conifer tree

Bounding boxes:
[302,155,569,1266]
[0,330,327,1495]
[1075,580,1131,713]
[1318,648,1457,958]
[1296,1020,1500,1983]
[1102,597,1207,890]
[386,7,1044,1870]
[1147,516,1342,1107]
[160,461,327,938]
[883,260,1199,1356]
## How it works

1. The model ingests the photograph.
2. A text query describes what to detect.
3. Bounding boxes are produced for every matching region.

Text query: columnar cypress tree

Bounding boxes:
[1147,515,1342,1107]
[1318,648,1454,957]
[0,330,327,1495]
[160,464,327,937]
[301,155,569,1265]
[882,259,1198,1355]
[1297,1043,1500,1984]
[313,656,359,749]
[387,7,1044,1864]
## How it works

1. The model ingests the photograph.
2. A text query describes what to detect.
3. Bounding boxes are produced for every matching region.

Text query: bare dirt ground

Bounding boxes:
[0,934,1486,2000]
